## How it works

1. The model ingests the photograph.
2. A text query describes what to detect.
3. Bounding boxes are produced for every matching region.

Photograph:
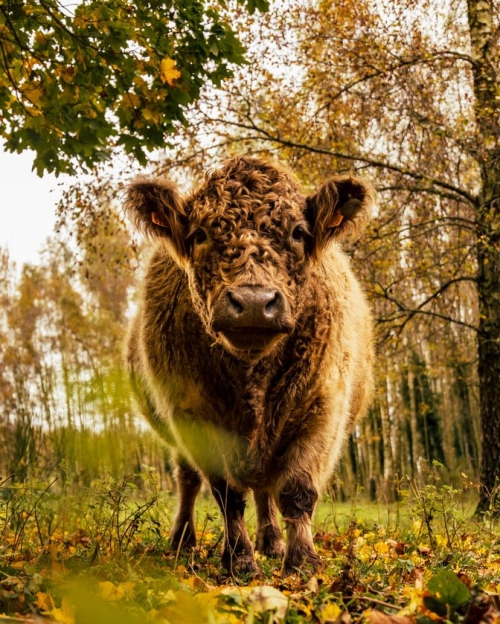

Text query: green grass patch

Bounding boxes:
[0,471,499,623]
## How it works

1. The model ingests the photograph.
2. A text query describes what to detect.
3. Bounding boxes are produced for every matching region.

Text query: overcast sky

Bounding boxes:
[0,147,64,268]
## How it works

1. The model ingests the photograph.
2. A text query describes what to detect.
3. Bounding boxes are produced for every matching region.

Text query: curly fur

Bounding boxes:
[125,155,375,577]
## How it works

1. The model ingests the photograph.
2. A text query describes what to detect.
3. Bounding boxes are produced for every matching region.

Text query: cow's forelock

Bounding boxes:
[182,164,311,344]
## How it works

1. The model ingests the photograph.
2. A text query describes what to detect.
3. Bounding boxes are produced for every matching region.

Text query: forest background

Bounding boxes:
[1,0,500,621]
[2,0,498,506]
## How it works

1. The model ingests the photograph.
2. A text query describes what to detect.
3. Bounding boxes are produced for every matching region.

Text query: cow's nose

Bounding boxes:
[226,288,283,324]
[213,286,289,331]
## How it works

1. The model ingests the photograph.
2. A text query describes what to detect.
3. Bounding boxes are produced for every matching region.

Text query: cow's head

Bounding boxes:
[125,156,375,361]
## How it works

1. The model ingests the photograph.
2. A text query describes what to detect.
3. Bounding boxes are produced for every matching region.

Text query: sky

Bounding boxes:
[0,147,64,268]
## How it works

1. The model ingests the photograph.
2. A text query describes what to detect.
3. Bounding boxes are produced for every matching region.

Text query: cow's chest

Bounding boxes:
[169,380,298,489]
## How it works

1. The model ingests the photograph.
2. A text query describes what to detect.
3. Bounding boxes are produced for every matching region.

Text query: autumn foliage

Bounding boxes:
[1,0,500,620]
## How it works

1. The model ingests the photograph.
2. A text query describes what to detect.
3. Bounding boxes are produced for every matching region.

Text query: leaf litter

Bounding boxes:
[1,476,500,623]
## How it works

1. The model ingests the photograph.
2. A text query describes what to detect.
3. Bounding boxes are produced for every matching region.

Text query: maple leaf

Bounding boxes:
[160,57,181,86]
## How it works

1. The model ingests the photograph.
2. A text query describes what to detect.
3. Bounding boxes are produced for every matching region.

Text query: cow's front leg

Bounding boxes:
[254,489,285,558]
[210,477,258,576]
[170,458,202,550]
[277,475,322,577]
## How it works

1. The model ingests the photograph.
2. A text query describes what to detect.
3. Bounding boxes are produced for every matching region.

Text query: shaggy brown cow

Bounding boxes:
[125,155,374,577]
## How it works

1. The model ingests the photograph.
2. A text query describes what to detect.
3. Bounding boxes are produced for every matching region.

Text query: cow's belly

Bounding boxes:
[169,410,253,481]
[150,366,353,491]
[166,405,344,492]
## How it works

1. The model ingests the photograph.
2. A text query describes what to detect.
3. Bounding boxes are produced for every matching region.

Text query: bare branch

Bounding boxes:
[378,184,475,207]
[372,276,478,332]
[206,116,479,206]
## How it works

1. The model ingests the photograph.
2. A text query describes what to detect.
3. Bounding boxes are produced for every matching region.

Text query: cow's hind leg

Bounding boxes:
[170,458,202,550]
[210,477,258,576]
[278,475,322,577]
[254,489,285,558]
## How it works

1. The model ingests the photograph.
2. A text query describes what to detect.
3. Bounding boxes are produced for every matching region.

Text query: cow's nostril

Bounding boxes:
[265,293,280,315]
[227,291,244,315]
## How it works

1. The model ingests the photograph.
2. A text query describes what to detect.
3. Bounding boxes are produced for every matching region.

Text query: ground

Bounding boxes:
[0,471,499,624]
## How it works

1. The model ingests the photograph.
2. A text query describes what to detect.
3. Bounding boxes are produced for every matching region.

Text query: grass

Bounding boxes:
[0,469,499,623]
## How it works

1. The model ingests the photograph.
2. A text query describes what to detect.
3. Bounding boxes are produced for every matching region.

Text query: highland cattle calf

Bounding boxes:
[125,156,374,577]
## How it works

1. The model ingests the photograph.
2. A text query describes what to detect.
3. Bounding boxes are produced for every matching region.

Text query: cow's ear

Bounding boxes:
[124,177,188,259]
[306,176,375,254]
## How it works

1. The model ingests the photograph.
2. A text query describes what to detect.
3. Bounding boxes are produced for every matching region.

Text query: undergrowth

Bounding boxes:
[0,464,499,623]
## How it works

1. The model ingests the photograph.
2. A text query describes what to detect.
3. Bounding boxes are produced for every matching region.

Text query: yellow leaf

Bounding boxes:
[122,92,141,108]
[160,57,181,86]
[10,561,25,569]
[35,31,47,45]
[158,589,212,624]
[50,597,75,624]
[374,540,390,554]
[35,592,54,613]
[142,107,163,124]
[23,84,43,104]
[61,66,77,83]
[98,581,130,601]
[156,588,176,606]
[122,582,135,599]
[319,601,342,623]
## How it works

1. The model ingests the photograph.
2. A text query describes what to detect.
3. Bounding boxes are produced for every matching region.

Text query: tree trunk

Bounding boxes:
[407,365,423,482]
[379,377,396,502]
[467,0,500,513]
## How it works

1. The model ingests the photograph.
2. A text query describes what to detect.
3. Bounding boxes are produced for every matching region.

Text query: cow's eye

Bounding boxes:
[193,228,207,244]
[292,225,306,242]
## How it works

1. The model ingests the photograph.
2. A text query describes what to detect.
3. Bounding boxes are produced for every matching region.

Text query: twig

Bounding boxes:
[349,595,401,611]
[173,522,189,571]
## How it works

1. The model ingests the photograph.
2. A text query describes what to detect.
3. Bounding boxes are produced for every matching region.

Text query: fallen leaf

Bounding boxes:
[305,576,319,594]
[50,596,75,624]
[365,609,416,624]
[387,539,406,555]
[417,546,433,557]
[98,580,135,601]
[35,591,55,612]
[248,585,289,620]
[318,601,343,623]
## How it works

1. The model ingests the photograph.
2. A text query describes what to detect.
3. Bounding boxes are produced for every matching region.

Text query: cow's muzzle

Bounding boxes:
[212,286,293,352]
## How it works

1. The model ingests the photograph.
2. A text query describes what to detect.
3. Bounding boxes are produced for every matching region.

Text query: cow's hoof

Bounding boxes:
[222,552,260,578]
[170,526,196,551]
[257,538,286,559]
[232,557,260,578]
[256,527,285,558]
[281,552,323,578]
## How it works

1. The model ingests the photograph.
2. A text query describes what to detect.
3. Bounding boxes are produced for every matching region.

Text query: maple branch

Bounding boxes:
[38,0,100,49]
[0,18,35,119]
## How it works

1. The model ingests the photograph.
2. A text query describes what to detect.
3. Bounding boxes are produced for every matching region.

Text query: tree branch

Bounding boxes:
[372,276,478,333]
[378,184,475,206]
[206,116,478,205]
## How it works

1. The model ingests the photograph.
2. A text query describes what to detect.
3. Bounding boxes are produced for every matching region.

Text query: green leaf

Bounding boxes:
[0,0,256,175]
[422,595,448,617]
[426,569,471,611]
[239,0,270,14]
